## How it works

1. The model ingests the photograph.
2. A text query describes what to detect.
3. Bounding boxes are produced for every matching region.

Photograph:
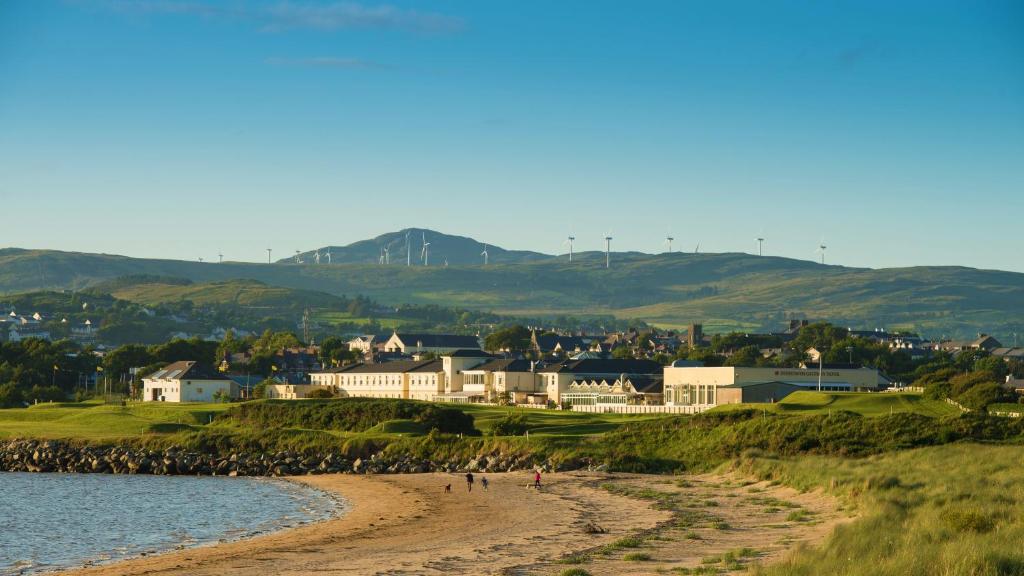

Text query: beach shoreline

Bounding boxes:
[54,471,846,576]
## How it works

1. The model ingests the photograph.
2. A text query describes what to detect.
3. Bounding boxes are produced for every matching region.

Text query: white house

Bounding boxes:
[142,361,237,402]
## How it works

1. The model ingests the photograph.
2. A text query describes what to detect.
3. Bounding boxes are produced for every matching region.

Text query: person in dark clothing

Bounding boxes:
[466,472,475,492]
[481,476,489,491]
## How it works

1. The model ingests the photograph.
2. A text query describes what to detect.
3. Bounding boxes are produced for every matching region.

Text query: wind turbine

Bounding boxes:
[421,233,430,266]
[405,231,412,266]
[378,247,386,265]
[266,248,272,264]
[604,232,613,269]
[564,235,576,262]
[314,250,321,265]
[481,244,489,266]
[294,250,303,264]
[383,246,391,265]
[816,240,827,265]
[325,248,331,264]
[757,237,765,257]
[665,234,674,253]
[198,257,203,263]
[218,252,224,264]
[694,243,700,254]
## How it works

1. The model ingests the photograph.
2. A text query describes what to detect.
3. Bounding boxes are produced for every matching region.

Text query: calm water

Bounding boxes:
[0,472,344,575]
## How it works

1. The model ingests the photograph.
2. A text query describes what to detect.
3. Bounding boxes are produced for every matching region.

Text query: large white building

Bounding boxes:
[142,361,237,402]
[663,364,890,409]
[308,350,508,402]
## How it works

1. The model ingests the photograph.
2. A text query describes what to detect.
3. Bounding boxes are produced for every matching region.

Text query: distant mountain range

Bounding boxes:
[1,229,1022,339]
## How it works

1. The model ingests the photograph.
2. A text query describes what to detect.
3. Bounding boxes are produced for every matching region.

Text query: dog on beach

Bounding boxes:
[444,483,452,493]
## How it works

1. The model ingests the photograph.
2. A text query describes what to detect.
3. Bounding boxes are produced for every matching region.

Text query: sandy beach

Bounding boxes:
[58,471,846,576]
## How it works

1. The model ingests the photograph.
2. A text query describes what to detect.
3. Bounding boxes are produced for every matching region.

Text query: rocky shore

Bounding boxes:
[0,439,594,476]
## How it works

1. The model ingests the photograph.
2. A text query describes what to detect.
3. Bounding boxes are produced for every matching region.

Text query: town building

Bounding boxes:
[382,332,481,355]
[457,358,542,404]
[142,361,237,402]
[663,364,889,409]
[562,374,664,407]
[2,311,51,342]
[538,358,664,403]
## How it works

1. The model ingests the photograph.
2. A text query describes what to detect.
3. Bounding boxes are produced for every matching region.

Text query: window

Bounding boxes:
[197,388,203,394]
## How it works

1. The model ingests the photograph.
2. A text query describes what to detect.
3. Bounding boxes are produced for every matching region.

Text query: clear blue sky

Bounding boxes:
[1,1,1021,271]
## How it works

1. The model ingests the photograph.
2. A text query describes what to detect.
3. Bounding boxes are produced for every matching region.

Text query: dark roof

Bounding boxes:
[393,333,481,349]
[332,360,442,374]
[469,358,535,372]
[145,361,229,381]
[409,360,445,373]
[625,375,663,394]
[539,358,663,375]
[446,349,496,358]
[533,334,588,352]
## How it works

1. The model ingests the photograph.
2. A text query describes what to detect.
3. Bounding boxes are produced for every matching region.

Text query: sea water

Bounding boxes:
[0,472,343,574]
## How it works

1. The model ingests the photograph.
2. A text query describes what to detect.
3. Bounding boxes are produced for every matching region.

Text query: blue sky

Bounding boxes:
[1,0,1022,271]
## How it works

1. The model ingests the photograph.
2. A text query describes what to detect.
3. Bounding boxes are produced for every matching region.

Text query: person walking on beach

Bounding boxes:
[466,472,475,492]
[481,476,489,491]
[534,470,542,489]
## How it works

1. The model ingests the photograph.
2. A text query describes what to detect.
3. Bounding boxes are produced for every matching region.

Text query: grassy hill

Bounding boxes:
[1,246,1022,339]
[100,278,347,309]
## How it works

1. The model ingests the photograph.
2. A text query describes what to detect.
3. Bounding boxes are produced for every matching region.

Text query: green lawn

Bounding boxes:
[456,404,670,436]
[709,391,960,418]
[0,400,232,440]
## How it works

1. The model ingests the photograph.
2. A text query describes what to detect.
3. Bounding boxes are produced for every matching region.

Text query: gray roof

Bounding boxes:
[145,361,229,381]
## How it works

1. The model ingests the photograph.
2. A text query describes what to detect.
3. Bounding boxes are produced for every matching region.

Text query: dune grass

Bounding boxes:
[738,443,1024,576]
[709,391,960,418]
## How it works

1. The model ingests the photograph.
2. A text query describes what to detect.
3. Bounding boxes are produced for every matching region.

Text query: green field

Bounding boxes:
[0,401,231,440]
[710,391,961,418]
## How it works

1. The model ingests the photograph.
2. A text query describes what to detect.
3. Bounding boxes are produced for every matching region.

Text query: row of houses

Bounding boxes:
[1,311,99,344]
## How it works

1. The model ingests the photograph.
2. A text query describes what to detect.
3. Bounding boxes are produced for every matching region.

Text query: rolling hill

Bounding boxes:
[1,235,1022,339]
[291,228,549,265]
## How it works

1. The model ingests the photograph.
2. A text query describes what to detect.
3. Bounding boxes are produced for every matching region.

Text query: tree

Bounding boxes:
[484,325,532,352]
[724,345,762,367]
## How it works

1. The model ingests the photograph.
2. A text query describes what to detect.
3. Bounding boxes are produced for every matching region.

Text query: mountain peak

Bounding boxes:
[288,229,551,265]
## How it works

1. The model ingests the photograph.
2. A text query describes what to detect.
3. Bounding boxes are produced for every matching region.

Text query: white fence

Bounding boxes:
[568,404,707,415]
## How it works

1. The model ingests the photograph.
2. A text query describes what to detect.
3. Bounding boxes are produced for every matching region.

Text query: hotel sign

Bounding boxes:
[774,369,842,378]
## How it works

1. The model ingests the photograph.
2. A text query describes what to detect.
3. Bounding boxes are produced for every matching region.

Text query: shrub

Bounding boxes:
[218,398,479,435]
[490,412,529,436]
[306,388,335,399]
[0,382,22,408]
[558,569,592,576]
[623,552,652,561]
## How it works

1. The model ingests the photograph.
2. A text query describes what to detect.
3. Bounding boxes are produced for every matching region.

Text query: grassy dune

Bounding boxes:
[741,444,1024,576]
[710,391,961,418]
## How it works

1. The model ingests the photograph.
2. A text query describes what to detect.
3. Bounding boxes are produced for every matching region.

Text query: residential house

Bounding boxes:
[142,361,237,402]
